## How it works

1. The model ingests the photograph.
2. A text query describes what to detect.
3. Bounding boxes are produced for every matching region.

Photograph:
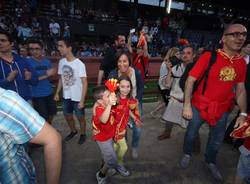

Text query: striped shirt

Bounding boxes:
[0,87,45,184]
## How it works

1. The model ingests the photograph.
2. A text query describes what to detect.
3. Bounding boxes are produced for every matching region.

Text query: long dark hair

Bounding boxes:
[117,75,133,99]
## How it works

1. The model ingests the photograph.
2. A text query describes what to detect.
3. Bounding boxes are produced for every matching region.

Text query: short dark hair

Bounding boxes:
[57,37,73,48]
[114,33,125,41]
[0,30,14,43]
[183,45,195,55]
[28,39,43,48]
[93,85,108,101]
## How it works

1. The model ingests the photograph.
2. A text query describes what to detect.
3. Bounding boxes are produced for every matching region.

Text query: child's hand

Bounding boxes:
[108,92,117,106]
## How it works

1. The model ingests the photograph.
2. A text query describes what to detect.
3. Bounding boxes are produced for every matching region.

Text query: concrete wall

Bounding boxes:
[49,56,162,83]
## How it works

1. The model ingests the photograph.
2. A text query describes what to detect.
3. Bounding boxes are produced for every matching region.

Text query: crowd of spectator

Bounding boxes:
[1,0,230,58]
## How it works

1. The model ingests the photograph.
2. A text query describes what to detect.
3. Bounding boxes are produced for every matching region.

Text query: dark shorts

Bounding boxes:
[32,95,57,121]
[157,85,170,106]
[63,99,85,117]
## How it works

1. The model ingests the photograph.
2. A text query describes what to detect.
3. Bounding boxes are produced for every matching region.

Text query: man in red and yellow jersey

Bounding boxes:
[180,24,247,182]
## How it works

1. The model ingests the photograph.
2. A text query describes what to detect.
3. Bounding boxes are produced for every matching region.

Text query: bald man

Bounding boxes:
[180,24,247,181]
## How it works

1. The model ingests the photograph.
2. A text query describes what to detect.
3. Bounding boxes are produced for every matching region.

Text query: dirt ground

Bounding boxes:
[31,102,240,184]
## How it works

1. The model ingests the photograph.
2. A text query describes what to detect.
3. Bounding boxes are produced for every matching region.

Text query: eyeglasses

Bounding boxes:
[224,32,247,38]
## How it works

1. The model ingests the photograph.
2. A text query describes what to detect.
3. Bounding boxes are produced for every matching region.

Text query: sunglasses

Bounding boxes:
[224,32,247,38]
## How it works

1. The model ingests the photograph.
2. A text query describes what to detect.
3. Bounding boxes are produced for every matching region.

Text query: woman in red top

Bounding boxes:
[114,76,142,171]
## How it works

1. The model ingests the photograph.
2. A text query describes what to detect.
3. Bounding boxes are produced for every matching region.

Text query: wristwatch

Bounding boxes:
[239,112,248,117]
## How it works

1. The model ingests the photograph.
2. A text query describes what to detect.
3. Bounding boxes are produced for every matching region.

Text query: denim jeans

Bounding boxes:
[183,106,228,164]
[131,102,143,149]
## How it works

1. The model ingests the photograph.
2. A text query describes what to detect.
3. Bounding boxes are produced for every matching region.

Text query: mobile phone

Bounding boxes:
[130,28,135,34]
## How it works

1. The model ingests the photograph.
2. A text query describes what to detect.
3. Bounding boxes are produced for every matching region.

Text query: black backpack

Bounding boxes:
[179,50,217,94]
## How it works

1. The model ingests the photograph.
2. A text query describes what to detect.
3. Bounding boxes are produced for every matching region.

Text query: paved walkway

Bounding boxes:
[31,102,239,184]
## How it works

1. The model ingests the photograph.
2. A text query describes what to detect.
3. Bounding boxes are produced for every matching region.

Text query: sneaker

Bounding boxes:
[96,171,107,184]
[180,154,191,169]
[206,163,223,182]
[116,165,130,177]
[132,148,138,159]
[64,131,77,141]
[78,134,86,144]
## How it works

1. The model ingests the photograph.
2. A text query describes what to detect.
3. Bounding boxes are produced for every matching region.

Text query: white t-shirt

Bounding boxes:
[58,58,87,101]
[49,22,60,34]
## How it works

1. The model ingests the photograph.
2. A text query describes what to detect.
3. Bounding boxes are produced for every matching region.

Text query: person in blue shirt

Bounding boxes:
[0,30,37,102]
[27,40,57,124]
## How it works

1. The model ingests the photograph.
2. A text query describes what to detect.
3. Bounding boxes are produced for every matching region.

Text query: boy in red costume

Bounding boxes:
[92,85,130,184]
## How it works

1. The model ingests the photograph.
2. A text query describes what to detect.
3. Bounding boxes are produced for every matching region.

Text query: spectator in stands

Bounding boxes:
[17,22,33,41]
[54,38,88,145]
[15,4,23,18]
[49,19,60,38]
[28,40,57,124]
[97,34,126,85]
[0,19,8,31]
[180,24,247,182]
[63,22,70,39]
[108,50,144,159]
[56,7,62,17]
[0,30,36,102]
[18,44,29,58]
[137,17,143,30]
[131,30,139,48]
[142,21,149,35]
[31,17,42,38]
[159,46,194,140]
[0,87,62,184]
[77,44,92,57]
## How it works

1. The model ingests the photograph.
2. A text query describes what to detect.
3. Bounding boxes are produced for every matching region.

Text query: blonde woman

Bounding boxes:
[150,47,180,119]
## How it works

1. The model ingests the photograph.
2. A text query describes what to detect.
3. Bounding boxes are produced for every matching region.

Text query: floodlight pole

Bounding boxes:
[167,0,172,14]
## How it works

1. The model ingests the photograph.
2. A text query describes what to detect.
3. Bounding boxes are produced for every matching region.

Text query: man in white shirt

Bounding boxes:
[54,38,88,144]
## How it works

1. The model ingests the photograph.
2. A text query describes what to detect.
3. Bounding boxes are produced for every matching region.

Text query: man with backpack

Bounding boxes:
[180,24,248,182]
